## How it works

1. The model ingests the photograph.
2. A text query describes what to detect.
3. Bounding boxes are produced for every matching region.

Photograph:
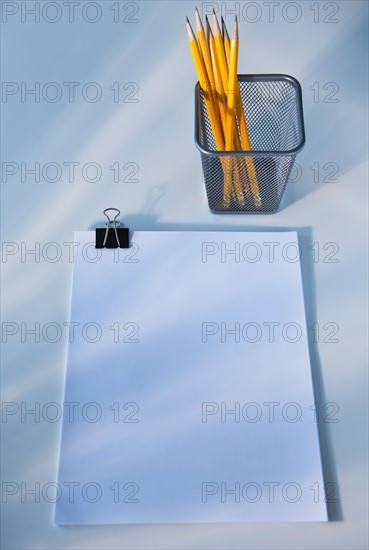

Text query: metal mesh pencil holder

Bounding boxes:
[195,74,305,214]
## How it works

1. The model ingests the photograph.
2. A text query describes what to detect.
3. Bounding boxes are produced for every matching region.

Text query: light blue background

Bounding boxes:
[1,1,368,548]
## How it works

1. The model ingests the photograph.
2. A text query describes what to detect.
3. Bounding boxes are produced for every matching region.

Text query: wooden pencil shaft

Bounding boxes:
[195,10,223,131]
[225,32,238,151]
[187,21,225,150]
[213,16,229,88]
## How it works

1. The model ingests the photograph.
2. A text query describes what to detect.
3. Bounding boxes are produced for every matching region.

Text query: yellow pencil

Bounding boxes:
[206,17,227,132]
[186,17,224,151]
[225,17,251,208]
[195,8,222,136]
[225,17,239,151]
[220,15,262,208]
[221,16,250,198]
[211,12,236,206]
[207,16,245,206]
[236,99,262,208]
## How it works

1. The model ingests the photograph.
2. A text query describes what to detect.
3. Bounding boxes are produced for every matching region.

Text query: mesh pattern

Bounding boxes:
[196,75,304,214]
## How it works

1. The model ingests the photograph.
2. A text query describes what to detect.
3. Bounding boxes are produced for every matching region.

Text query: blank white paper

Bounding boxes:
[55,231,327,524]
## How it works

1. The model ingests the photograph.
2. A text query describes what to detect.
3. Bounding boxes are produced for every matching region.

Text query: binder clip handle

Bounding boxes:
[95,208,129,249]
[103,208,122,247]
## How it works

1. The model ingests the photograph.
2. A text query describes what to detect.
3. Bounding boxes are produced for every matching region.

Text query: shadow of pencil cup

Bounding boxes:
[195,74,305,214]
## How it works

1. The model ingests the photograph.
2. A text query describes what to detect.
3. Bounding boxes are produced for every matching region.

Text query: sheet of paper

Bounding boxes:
[55,231,327,524]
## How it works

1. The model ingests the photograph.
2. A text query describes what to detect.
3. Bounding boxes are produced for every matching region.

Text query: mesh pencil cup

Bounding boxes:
[195,74,305,214]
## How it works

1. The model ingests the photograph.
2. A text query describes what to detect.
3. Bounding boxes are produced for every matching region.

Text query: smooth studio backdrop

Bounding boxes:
[1,1,368,549]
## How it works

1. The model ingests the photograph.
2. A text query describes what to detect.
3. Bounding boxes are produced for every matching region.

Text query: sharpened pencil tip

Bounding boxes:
[213,10,221,34]
[233,17,238,40]
[195,6,204,31]
[186,18,197,42]
[221,16,224,38]
[222,16,231,42]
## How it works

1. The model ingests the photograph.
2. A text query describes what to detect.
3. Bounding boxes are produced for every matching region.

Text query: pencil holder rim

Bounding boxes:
[194,73,306,157]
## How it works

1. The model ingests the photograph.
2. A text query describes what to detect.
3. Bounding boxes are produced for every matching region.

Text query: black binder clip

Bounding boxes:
[95,208,129,249]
